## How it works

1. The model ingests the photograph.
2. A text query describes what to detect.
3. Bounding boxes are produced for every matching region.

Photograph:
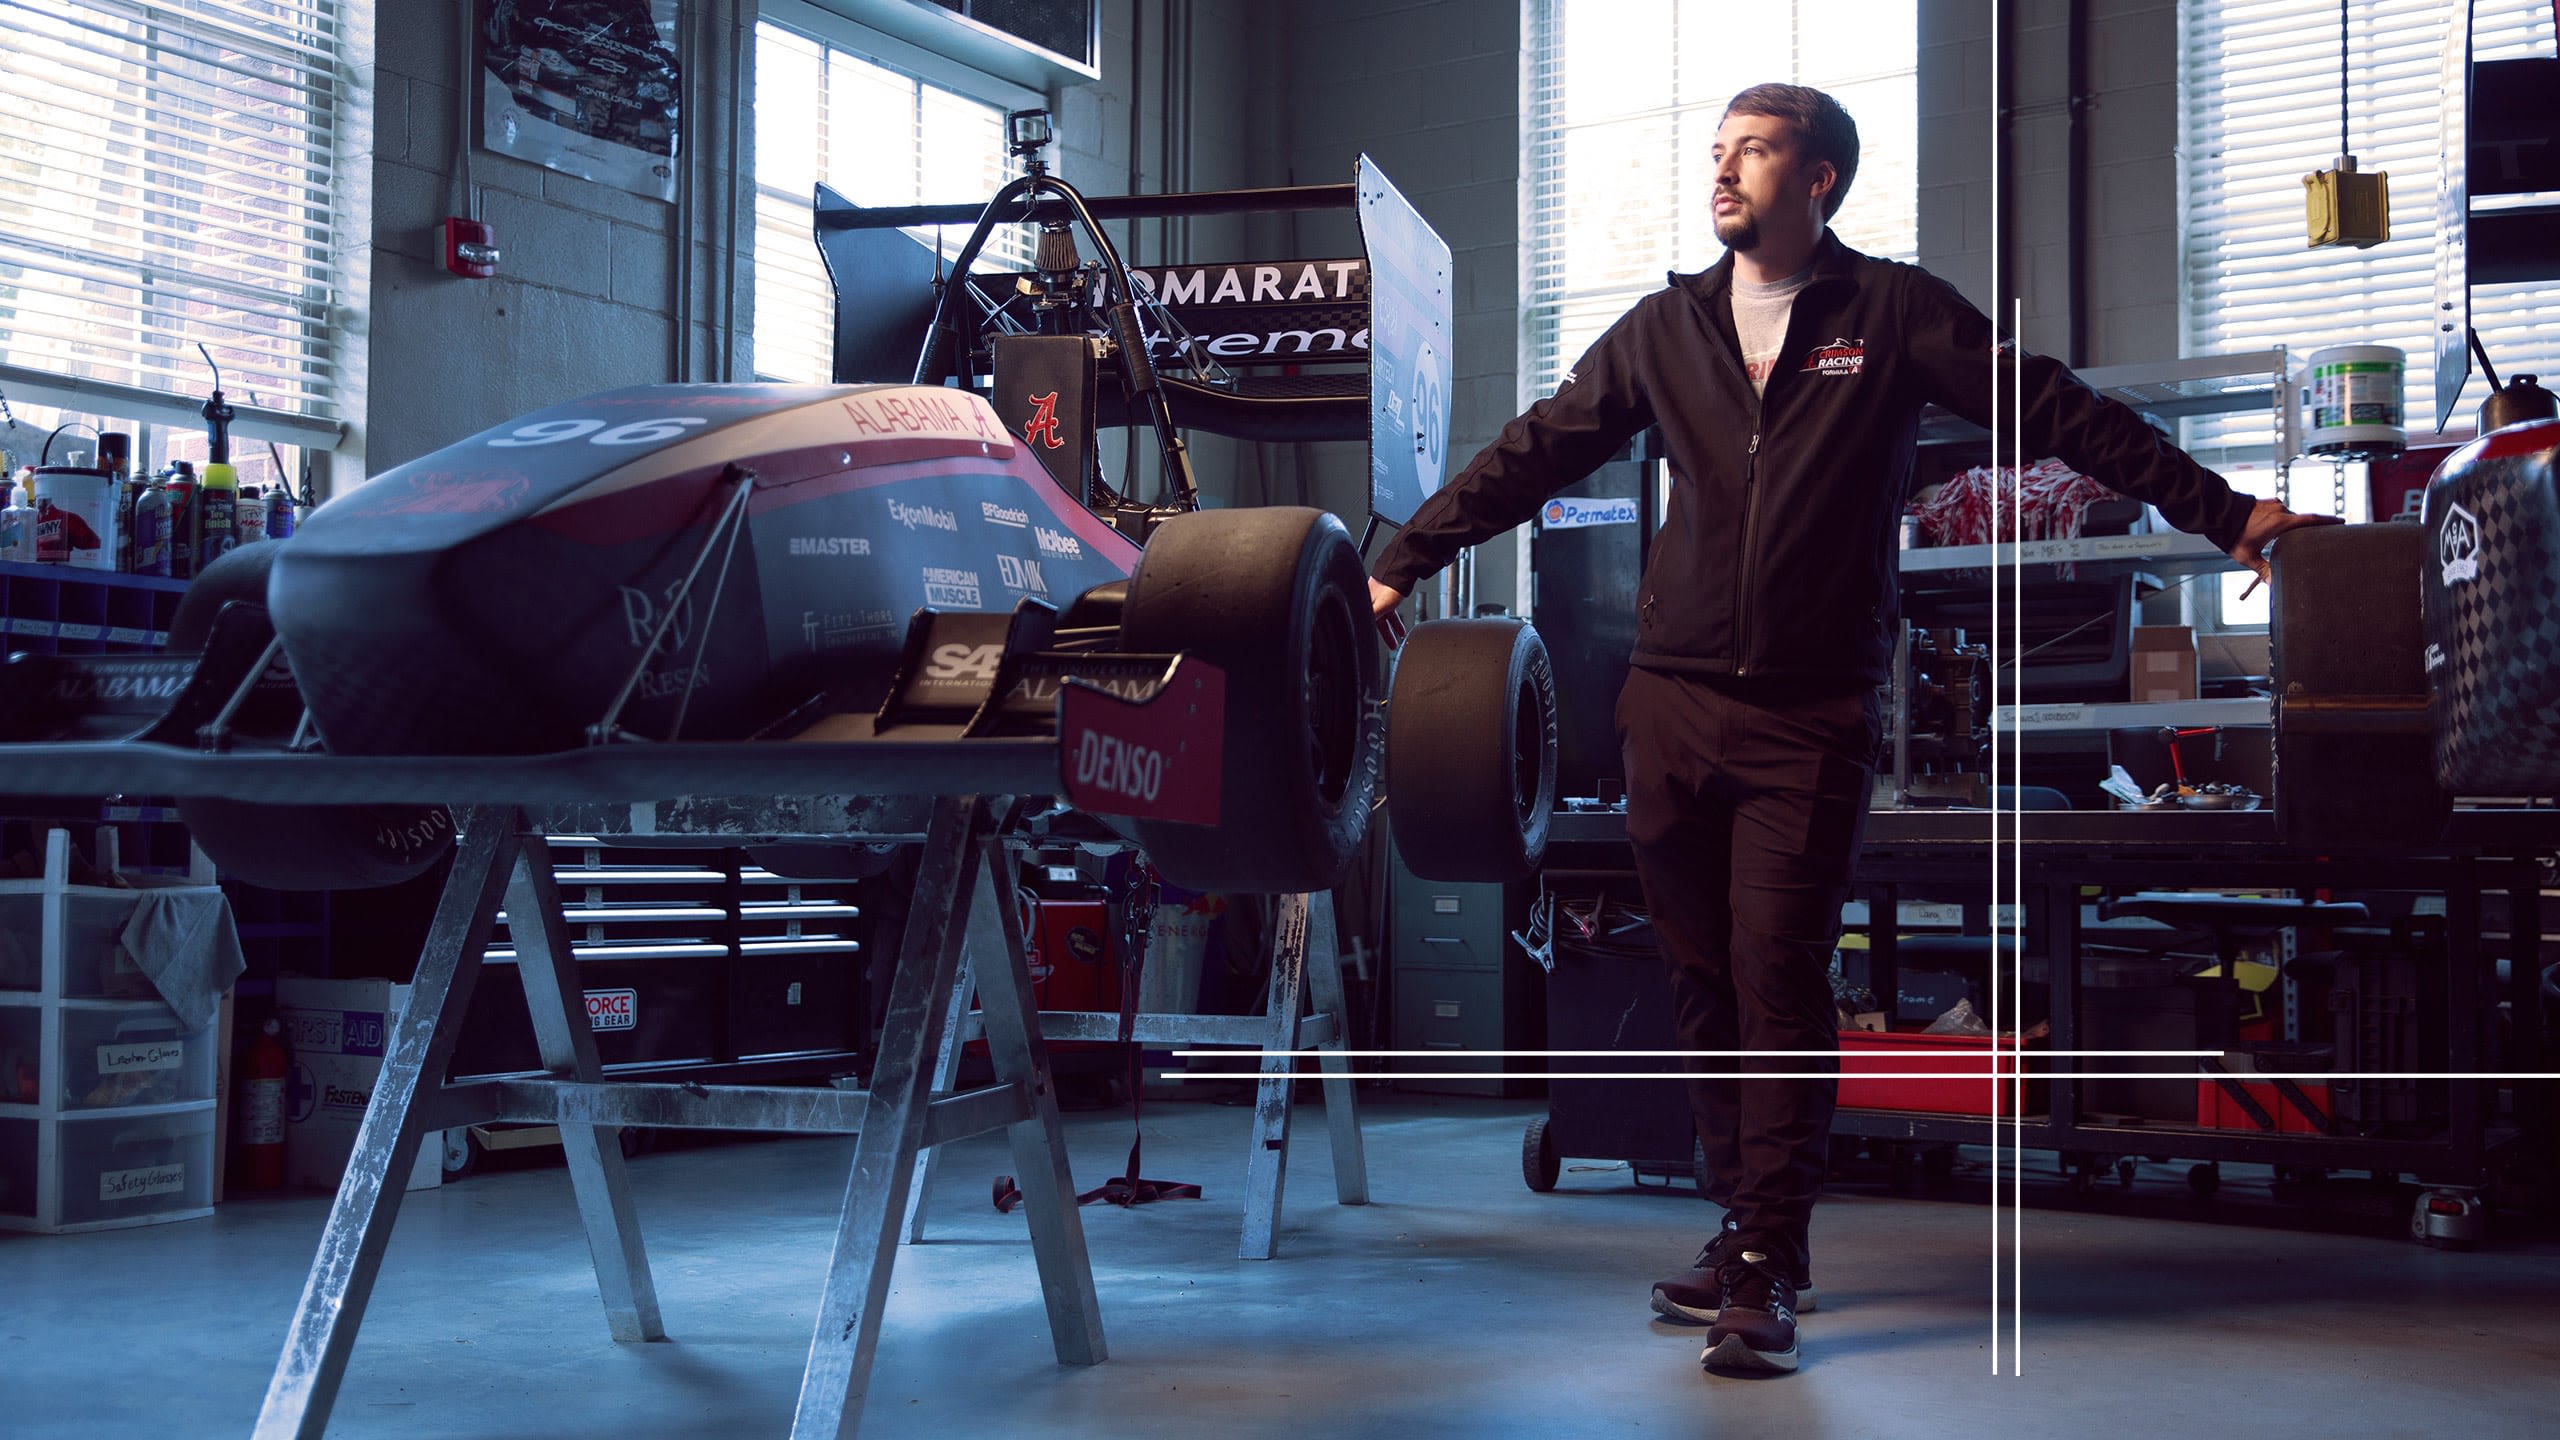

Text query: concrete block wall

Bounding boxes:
[1918,0,2183,366]
[364,0,751,477]
[1276,0,1525,612]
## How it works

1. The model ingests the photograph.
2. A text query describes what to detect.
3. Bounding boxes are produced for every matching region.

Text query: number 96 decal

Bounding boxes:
[487,417,710,447]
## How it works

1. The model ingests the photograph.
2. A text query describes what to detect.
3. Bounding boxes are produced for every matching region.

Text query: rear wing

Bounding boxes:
[812,157,1452,526]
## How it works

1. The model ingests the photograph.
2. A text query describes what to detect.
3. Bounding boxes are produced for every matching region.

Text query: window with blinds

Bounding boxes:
[2182,0,2560,465]
[0,1,343,433]
[752,19,1028,385]
[1522,0,1919,402]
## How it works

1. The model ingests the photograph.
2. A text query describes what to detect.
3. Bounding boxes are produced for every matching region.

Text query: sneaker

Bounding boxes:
[1649,1226,1817,1324]
[1700,1254,1800,1374]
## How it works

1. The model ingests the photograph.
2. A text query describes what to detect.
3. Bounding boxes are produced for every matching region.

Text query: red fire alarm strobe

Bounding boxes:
[443,216,500,279]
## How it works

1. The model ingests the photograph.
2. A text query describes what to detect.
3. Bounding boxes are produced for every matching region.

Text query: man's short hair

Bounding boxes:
[1723,83,1860,220]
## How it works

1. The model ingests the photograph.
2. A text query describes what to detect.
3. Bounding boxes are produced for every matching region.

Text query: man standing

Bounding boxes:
[1365,83,2333,1376]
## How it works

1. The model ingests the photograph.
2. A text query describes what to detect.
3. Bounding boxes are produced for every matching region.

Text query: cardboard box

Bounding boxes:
[275,978,439,1193]
[2130,625,2199,704]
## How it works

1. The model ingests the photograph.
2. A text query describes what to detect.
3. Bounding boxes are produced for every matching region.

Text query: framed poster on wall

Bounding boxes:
[479,0,682,202]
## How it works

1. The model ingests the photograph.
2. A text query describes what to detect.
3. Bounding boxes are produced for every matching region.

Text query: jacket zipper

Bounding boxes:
[1735,426,1760,676]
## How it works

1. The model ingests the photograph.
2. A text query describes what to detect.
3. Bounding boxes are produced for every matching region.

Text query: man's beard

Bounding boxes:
[1714,208,1760,252]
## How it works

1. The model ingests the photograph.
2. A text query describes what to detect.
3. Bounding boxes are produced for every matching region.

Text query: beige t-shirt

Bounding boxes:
[1732,265,1815,397]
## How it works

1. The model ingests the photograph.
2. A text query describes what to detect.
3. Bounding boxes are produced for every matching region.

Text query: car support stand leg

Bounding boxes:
[904,887,1369,1259]
[255,809,527,1439]
[792,795,1104,1436]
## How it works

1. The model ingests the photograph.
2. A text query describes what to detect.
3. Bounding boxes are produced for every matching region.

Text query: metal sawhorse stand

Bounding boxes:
[902,887,1370,1259]
[254,794,1102,1440]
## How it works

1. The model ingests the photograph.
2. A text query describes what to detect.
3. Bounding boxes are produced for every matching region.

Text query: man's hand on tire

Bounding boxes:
[2228,498,2344,598]
[1368,579,1410,649]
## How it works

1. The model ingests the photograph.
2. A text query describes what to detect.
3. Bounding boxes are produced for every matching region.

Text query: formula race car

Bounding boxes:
[0,138,1554,898]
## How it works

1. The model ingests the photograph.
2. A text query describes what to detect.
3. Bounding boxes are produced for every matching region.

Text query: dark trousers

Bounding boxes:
[1617,664,1879,1276]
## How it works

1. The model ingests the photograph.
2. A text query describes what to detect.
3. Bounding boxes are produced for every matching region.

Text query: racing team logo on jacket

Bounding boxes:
[1802,338,1866,377]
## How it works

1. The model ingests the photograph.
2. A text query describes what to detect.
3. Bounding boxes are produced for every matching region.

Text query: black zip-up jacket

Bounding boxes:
[1372,233,2258,686]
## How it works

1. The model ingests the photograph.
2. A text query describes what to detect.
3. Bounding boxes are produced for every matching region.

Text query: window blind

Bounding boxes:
[752,19,1026,385]
[0,0,343,435]
[2182,0,2560,464]
[1523,0,1919,403]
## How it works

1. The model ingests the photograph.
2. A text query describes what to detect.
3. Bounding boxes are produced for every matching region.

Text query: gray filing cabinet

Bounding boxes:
[1388,843,1540,1096]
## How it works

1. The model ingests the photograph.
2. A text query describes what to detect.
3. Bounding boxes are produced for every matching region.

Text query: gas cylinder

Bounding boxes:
[2422,417,2560,792]
[240,1017,290,1189]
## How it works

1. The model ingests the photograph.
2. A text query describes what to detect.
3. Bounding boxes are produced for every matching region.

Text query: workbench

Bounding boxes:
[1542,805,2556,1204]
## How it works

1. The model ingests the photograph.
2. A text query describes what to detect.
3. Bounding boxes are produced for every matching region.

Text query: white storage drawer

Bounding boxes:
[53,1107,215,1228]
[59,1005,214,1111]
[0,895,39,991]
[60,891,155,1000]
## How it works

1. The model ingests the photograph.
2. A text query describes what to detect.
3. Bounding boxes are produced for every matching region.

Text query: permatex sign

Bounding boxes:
[585,988,638,1032]
[1540,497,1639,530]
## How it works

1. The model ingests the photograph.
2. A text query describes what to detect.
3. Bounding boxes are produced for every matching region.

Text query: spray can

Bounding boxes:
[0,480,25,562]
[131,477,172,576]
[196,460,238,567]
[164,461,198,578]
[264,479,295,540]
[236,485,268,545]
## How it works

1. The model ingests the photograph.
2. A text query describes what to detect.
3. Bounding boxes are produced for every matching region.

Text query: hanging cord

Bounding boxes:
[2338,0,2350,158]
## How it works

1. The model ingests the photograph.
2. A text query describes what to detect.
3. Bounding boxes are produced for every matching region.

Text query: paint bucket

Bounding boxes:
[2304,344,2405,455]
[31,425,118,569]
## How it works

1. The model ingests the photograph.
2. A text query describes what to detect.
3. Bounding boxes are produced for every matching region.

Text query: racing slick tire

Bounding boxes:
[168,543,457,892]
[1386,618,1556,882]
[1117,507,1382,894]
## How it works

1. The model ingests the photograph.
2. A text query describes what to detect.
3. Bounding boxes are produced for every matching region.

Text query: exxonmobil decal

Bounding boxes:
[1057,658,1224,826]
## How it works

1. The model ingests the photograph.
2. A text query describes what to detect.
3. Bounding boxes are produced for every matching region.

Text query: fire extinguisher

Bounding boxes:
[240,1018,289,1189]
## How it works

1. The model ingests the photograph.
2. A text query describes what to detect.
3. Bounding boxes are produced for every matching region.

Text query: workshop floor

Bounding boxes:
[6,1093,2558,1438]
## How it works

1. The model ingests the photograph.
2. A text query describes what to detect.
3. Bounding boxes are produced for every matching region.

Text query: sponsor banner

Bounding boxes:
[1059,657,1224,826]
[1540,496,1640,530]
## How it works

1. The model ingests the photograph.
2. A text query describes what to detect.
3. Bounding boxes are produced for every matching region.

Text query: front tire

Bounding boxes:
[1117,508,1382,894]
[1385,618,1557,882]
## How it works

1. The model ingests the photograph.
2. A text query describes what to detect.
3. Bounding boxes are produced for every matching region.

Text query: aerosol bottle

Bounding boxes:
[236,484,268,546]
[164,460,198,579]
[264,476,295,539]
[130,475,172,577]
[101,433,135,572]
[0,479,25,562]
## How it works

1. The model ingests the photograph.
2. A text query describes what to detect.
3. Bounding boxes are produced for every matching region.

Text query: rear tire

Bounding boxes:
[1385,619,1557,882]
[1118,508,1382,894]
[169,543,456,891]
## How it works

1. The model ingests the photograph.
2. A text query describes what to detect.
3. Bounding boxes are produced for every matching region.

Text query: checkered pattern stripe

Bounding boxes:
[2426,439,2560,792]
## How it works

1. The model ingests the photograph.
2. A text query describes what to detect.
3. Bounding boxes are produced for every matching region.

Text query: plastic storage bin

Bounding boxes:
[59,890,154,999]
[0,896,37,990]
[53,1106,215,1228]
[59,1004,213,1110]
[0,1003,40,1104]
[1837,1030,2046,1117]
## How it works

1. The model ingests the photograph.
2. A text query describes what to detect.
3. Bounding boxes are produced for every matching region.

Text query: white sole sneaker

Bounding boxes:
[1650,1282,1817,1324]
[1702,1331,1800,1374]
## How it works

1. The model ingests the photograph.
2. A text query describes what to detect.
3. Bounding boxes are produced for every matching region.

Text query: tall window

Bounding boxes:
[1523,1,1919,399]
[2183,0,2557,624]
[2184,0,2560,457]
[752,18,1028,384]
[0,1,344,434]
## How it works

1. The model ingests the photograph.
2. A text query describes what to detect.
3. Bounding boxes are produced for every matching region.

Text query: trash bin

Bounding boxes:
[1526,896,1703,1195]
